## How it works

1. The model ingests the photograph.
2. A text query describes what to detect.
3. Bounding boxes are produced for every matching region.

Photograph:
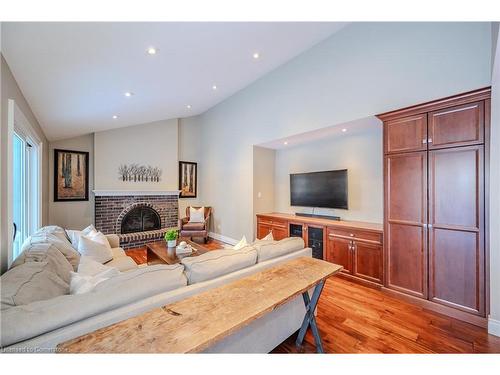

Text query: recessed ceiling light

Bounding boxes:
[212,85,217,90]
[253,52,260,59]
[283,141,288,145]
[342,128,347,132]
[186,104,192,109]
[147,47,157,55]
[112,115,118,119]
[124,92,134,97]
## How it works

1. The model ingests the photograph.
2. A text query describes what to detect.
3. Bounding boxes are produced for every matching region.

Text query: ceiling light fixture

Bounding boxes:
[147,47,157,55]
[186,104,192,109]
[342,128,347,132]
[124,92,134,97]
[212,85,217,90]
[283,141,288,145]
[112,115,118,119]
[253,52,260,59]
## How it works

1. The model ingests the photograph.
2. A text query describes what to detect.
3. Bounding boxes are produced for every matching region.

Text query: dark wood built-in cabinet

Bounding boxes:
[256,216,288,241]
[254,88,490,328]
[378,87,490,326]
[327,227,383,284]
[257,213,384,286]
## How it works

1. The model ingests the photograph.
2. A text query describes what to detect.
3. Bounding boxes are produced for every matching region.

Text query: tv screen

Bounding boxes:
[290,169,348,209]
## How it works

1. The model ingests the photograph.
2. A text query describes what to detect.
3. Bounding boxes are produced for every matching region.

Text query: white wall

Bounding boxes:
[253,146,276,235]
[194,22,491,241]
[178,117,203,218]
[488,25,500,337]
[1,54,49,274]
[94,119,178,191]
[48,134,94,230]
[274,125,383,223]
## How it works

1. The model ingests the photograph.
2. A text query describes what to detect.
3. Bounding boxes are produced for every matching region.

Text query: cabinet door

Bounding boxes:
[352,241,383,284]
[384,114,427,154]
[272,225,288,241]
[428,101,484,149]
[428,146,484,316]
[327,236,352,274]
[257,222,272,240]
[385,152,428,298]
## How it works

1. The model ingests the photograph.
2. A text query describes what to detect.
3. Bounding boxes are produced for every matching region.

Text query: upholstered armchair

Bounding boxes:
[178,206,212,243]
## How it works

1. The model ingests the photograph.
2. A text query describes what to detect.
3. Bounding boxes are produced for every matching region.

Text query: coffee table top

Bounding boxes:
[146,238,217,265]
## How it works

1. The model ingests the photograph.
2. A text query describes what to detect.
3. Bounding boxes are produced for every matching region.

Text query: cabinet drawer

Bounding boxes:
[327,227,382,244]
[257,217,273,226]
[271,219,288,228]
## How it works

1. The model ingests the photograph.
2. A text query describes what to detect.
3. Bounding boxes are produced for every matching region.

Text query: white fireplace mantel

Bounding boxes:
[92,190,181,196]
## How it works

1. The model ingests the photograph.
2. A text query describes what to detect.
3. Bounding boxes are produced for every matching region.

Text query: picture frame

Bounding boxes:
[179,161,197,198]
[54,149,89,202]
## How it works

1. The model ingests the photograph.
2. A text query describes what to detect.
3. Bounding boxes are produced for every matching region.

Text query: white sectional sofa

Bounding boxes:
[1,227,311,353]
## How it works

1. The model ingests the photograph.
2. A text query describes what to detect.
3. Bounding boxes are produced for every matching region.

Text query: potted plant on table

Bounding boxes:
[164,229,178,248]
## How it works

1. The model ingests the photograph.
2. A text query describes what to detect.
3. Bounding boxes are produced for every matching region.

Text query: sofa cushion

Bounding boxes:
[10,241,74,284]
[105,256,138,272]
[255,237,305,262]
[183,222,205,230]
[181,246,257,285]
[13,229,81,271]
[110,247,126,258]
[0,264,187,347]
[1,262,69,310]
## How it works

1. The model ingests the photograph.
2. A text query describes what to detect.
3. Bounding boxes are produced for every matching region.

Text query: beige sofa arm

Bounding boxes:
[105,234,120,248]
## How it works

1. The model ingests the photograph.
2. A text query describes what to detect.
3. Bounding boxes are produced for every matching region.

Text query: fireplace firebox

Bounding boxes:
[121,206,161,234]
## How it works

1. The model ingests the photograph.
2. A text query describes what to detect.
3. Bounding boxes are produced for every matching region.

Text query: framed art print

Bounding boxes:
[179,161,197,198]
[54,149,89,201]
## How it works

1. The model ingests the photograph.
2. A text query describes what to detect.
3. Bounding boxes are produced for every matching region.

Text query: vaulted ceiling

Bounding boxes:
[2,22,347,140]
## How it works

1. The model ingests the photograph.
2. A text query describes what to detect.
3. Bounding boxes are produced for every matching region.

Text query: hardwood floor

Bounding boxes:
[125,244,500,353]
[272,277,500,353]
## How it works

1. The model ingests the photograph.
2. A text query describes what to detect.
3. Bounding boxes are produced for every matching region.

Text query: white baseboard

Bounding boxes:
[209,231,238,246]
[488,317,500,337]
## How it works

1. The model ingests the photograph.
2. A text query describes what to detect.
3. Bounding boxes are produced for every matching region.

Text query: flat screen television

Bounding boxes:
[290,169,348,209]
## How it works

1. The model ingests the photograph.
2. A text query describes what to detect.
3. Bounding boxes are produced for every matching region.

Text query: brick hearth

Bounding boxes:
[94,192,179,249]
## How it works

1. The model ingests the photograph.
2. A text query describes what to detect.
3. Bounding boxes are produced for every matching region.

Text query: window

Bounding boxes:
[9,100,41,263]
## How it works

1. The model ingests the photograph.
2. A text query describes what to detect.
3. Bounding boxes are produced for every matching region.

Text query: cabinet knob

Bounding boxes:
[428,138,433,144]
[349,233,354,237]
[422,139,427,144]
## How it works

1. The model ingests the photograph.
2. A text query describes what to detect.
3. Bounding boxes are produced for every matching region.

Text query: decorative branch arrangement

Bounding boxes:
[118,164,162,182]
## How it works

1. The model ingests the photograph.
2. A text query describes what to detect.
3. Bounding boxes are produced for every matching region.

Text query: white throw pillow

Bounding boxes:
[233,235,249,250]
[77,234,113,264]
[189,207,205,223]
[261,231,274,241]
[87,230,112,249]
[82,224,96,236]
[78,256,119,277]
[67,224,98,249]
[69,267,119,295]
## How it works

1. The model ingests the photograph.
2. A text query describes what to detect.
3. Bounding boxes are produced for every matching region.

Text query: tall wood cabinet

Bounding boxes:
[378,88,490,323]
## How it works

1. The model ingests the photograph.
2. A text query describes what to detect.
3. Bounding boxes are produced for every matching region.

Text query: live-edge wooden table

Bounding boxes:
[58,257,343,353]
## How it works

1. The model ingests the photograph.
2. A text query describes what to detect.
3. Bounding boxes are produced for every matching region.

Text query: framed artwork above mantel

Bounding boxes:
[179,161,197,198]
[54,149,89,202]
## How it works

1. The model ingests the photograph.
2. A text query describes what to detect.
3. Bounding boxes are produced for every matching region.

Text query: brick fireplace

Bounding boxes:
[94,190,179,249]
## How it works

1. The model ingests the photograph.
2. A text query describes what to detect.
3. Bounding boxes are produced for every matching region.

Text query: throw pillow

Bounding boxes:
[189,207,205,223]
[87,230,112,249]
[78,256,119,277]
[261,231,274,241]
[233,235,249,250]
[66,224,98,249]
[77,234,113,264]
[69,267,119,295]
